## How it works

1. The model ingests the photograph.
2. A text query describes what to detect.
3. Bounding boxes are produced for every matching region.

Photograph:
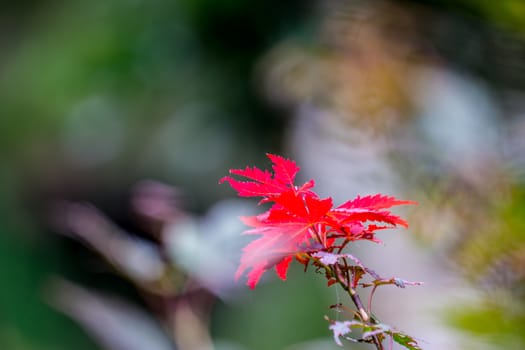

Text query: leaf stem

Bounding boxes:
[368,284,379,315]
[331,264,384,350]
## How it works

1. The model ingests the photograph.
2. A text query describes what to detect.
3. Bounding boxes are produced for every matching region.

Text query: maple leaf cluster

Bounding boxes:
[220,154,414,289]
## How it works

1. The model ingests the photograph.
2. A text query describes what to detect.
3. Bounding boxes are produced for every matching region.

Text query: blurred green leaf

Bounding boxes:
[392,331,422,350]
[448,302,525,348]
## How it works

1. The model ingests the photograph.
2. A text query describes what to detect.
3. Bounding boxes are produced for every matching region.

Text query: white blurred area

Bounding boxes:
[164,198,256,299]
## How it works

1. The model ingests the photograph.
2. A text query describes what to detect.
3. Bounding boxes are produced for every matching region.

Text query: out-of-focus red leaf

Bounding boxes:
[235,191,333,288]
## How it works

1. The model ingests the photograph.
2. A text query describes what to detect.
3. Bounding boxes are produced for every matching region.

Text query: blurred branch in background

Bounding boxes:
[49,180,252,350]
[50,280,175,350]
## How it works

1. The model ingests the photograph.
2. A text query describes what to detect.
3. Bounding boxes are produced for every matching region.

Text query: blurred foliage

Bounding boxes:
[0,0,310,348]
[447,187,525,349]
[257,0,525,348]
[438,0,525,37]
[0,0,311,213]
[0,171,98,349]
[211,265,336,350]
[1,0,525,349]
[458,188,525,283]
[449,302,525,349]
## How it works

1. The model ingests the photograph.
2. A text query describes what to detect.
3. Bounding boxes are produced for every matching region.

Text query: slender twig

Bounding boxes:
[336,237,352,254]
[331,264,384,350]
[367,284,379,315]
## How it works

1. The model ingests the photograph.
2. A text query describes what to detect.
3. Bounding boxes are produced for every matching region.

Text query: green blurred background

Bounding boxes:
[1,0,525,349]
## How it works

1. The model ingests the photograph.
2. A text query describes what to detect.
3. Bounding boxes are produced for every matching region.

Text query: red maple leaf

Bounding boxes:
[236,190,333,289]
[328,195,417,241]
[337,194,416,211]
[221,155,415,289]
[219,154,314,202]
